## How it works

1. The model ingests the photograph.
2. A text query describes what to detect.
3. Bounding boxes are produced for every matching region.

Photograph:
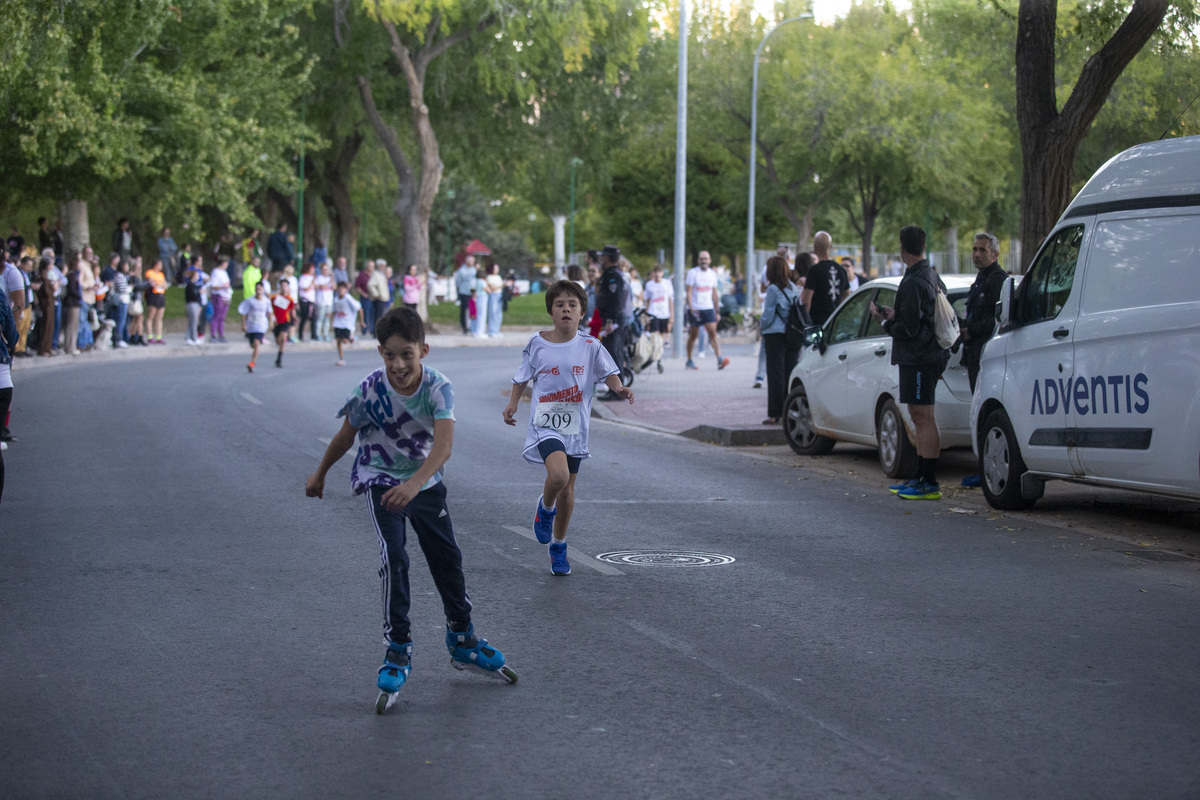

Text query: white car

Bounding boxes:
[783,275,976,477]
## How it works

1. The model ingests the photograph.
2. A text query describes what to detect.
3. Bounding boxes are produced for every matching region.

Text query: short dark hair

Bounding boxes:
[566,264,584,282]
[38,217,47,226]
[375,306,425,345]
[794,252,814,281]
[336,280,349,289]
[899,225,926,257]
[545,279,587,313]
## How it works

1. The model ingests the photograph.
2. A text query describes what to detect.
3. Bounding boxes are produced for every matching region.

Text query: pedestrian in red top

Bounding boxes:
[271,281,296,368]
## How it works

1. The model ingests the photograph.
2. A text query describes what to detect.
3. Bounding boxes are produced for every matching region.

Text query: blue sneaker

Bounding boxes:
[961,474,982,488]
[897,480,942,500]
[446,623,517,684]
[685,359,698,370]
[549,541,571,576]
[889,478,919,494]
[377,641,412,694]
[533,496,556,544]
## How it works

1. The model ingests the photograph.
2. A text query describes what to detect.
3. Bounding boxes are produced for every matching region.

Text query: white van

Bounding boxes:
[971,135,1200,510]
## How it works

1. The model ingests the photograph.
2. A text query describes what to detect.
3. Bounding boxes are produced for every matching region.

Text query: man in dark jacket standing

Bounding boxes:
[958,232,1008,488]
[870,225,947,500]
[595,245,630,376]
[266,222,294,277]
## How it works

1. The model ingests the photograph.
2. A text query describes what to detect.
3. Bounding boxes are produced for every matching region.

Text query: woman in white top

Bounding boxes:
[485,261,504,337]
[208,257,234,343]
[297,262,317,342]
[314,261,335,341]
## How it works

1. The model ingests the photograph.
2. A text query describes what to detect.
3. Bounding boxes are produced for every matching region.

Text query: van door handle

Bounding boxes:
[1053,328,1070,339]
[874,347,887,357]
[838,353,847,361]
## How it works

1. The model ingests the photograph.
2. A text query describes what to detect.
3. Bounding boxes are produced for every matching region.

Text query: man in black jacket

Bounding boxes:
[958,232,1008,488]
[595,245,630,375]
[870,225,947,500]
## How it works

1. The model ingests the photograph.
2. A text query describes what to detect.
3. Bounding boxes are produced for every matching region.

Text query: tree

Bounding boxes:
[1015,0,1193,269]
[333,0,648,279]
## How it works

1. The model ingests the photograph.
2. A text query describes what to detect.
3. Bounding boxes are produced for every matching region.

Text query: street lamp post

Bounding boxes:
[746,14,812,309]
[568,157,583,260]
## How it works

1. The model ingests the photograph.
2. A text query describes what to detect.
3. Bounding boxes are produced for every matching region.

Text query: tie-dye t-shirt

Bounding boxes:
[338,366,455,494]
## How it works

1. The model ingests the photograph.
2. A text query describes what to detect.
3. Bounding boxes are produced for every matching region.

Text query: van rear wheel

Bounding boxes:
[980,409,1037,510]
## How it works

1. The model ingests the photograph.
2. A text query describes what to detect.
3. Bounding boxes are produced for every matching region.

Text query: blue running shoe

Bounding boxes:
[685,359,698,370]
[897,480,942,500]
[377,641,412,694]
[446,623,518,684]
[533,496,556,544]
[889,478,919,494]
[549,541,571,576]
[961,474,982,488]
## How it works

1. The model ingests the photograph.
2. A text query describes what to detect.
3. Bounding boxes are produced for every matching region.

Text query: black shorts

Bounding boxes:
[334,327,353,341]
[146,293,166,309]
[537,439,581,474]
[648,317,669,333]
[273,322,292,337]
[899,363,940,405]
[245,332,264,344]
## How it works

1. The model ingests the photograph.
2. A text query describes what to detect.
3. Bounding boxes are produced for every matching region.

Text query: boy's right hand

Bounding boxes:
[502,402,518,426]
[305,473,325,499]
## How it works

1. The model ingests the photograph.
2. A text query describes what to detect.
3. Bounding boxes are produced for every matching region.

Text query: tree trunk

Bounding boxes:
[61,199,90,255]
[1016,0,1170,271]
[344,12,497,298]
[318,130,363,268]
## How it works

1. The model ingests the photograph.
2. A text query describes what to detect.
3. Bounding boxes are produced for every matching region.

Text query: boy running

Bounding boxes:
[270,281,296,368]
[331,280,362,366]
[237,281,271,372]
[502,280,634,576]
[306,307,514,712]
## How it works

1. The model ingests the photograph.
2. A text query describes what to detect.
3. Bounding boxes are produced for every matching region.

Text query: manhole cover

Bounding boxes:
[595,551,735,567]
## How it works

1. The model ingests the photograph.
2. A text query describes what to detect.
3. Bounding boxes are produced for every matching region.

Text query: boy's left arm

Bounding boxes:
[602,374,634,403]
[380,418,454,512]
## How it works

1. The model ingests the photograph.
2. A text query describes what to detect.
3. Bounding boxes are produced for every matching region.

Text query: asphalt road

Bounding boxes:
[3,344,1199,799]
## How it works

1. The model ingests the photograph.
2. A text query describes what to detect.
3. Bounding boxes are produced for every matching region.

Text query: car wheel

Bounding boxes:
[783,384,835,456]
[877,398,918,478]
[980,408,1036,510]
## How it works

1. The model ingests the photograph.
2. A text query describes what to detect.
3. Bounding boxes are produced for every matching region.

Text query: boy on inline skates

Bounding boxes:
[306,307,515,713]
[502,280,634,576]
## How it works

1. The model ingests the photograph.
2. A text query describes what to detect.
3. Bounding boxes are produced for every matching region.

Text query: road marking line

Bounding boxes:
[240,392,262,405]
[501,525,624,576]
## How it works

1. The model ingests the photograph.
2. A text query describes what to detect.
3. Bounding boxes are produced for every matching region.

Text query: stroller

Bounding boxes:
[596,312,643,399]
[716,294,741,336]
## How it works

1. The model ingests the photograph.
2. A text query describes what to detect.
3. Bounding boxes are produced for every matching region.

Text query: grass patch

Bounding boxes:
[427,292,550,327]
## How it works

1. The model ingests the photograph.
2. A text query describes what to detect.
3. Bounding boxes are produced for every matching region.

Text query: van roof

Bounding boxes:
[1060,135,1200,221]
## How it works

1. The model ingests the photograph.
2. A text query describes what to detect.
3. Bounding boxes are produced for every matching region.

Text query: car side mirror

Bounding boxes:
[996,276,1015,333]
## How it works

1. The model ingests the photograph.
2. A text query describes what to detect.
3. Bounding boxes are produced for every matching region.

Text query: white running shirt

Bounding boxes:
[643,278,674,320]
[686,267,718,311]
[332,293,362,330]
[238,296,271,334]
[513,331,618,463]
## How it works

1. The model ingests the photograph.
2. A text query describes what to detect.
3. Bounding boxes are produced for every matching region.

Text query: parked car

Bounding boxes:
[782,275,976,477]
[972,135,1200,510]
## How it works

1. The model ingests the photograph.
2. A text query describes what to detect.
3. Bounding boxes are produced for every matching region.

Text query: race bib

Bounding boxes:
[534,401,582,435]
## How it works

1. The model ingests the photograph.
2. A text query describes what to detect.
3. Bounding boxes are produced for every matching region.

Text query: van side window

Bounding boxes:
[1083,216,1200,313]
[1016,225,1083,325]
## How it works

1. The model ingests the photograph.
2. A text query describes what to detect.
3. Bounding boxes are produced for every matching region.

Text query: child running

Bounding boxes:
[502,280,634,576]
[270,281,296,368]
[331,280,362,366]
[237,281,271,373]
[306,307,515,713]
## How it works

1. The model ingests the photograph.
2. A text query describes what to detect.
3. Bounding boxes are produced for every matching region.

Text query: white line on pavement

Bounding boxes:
[240,392,263,405]
[501,525,624,576]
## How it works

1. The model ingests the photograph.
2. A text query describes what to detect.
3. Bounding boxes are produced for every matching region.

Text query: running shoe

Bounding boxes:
[533,496,556,544]
[685,359,698,370]
[718,357,730,370]
[961,474,982,488]
[549,541,571,576]
[247,362,255,373]
[336,359,346,367]
[889,478,919,494]
[897,480,942,501]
